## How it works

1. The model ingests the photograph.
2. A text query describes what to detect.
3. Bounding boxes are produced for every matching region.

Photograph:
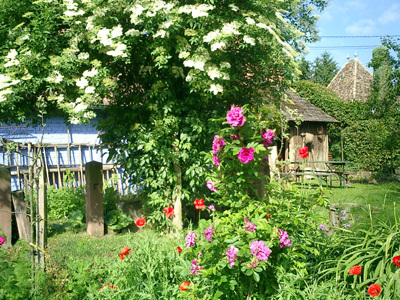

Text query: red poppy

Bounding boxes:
[99,283,118,291]
[119,246,131,260]
[194,198,206,210]
[393,255,400,267]
[298,146,309,159]
[368,284,381,297]
[179,281,190,291]
[266,214,272,220]
[135,218,146,227]
[163,206,174,217]
[177,246,182,254]
[349,265,362,275]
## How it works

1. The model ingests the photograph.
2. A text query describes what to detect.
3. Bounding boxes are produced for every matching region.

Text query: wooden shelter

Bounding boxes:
[282,90,338,169]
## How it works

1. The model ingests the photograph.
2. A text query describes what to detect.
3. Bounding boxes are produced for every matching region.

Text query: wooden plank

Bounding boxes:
[67,125,71,165]
[37,167,47,268]
[54,146,62,188]
[12,191,31,243]
[16,144,21,190]
[42,147,51,188]
[79,145,84,186]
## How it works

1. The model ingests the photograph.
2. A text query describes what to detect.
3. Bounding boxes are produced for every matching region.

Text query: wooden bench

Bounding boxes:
[281,170,335,188]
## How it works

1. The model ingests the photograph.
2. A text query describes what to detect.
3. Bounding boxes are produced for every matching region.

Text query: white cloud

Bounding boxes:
[378,4,400,24]
[345,19,377,35]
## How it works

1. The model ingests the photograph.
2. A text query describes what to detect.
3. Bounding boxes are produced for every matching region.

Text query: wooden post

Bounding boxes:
[12,191,31,242]
[43,147,51,188]
[54,146,62,188]
[85,161,104,237]
[0,167,12,249]
[37,167,47,267]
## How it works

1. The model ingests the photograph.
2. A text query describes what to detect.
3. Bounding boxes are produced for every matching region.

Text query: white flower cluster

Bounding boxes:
[243,35,255,46]
[179,4,214,18]
[209,84,223,95]
[63,0,85,17]
[183,59,205,71]
[0,74,20,102]
[221,22,240,35]
[4,49,19,68]
[203,22,240,51]
[130,4,146,25]
[96,26,128,58]
[78,52,90,60]
[46,71,64,83]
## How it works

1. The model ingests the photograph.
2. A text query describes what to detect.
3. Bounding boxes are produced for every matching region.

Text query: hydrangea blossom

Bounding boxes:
[250,241,271,261]
[226,245,239,267]
[203,224,213,242]
[185,232,196,248]
[278,228,291,248]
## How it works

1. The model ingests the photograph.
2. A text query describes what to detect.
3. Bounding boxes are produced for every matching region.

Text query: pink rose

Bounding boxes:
[212,135,226,155]
[261,129,275,146]
[238,147,255,164]
[0,235,4,245]
[231,134,239,141]
[213,155,220,167]
[206,180,218,192]
[226,105,245,127]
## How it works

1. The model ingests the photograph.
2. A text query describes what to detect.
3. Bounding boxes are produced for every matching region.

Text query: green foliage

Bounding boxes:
[0,241,35,300]
[104,210,133,231]
[342,119,400,174]
[47,185,85,221]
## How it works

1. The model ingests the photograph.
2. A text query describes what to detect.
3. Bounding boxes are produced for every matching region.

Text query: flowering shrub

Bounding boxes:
[176,105,329,298]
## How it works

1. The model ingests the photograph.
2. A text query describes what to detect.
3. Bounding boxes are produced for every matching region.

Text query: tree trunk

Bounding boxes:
[172,162,183,230]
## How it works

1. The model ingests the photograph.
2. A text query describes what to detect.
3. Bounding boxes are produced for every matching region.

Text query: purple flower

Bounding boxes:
[0,235,4,245]
[244,217,256,232]
[212,135,226,155]
[250,241,271,261]
[213,155,220,167]
[226,245,239,267]
[341,210,347,216]
[319,224,330,232]
[185,232,196,248]
[206,180,218,192]
[190,260,201,274]
[231,134,239,141]
[237,147,255,164]
[278,228,291,248]
[261,129,275,146]
[226,105,245,127]
[203,225,214,242]
[208,204,216,212]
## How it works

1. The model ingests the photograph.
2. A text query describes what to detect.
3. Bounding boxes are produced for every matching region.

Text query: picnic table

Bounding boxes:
[282,161,351,188]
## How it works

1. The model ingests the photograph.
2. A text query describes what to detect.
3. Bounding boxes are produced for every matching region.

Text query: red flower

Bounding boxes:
[119,246,131,260]
[163,207,174,217]
[177,246,182,254]
[194,198,206,210]
[349,265,362,275]
[179,281,190,291]
[298,146,309,159]
[99,283,118,291]
[368,284,382,297]
[393,255,400,267]
[265,214,272,220]
[135,218,146,227]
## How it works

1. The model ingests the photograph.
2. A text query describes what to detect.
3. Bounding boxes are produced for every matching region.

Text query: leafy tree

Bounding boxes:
[297,56,313,80]
[0,0,328,227]
[312,51,339,86]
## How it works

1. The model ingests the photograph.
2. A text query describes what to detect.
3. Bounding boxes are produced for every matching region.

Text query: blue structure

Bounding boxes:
[0,117,130,194]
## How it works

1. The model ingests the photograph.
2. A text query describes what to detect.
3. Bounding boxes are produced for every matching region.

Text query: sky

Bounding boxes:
[305,0,400,72]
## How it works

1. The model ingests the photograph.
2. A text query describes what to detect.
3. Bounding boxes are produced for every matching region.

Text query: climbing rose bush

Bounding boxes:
[176,105,329,299]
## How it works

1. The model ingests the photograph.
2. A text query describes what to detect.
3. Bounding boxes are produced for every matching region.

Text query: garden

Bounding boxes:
[1,0,400,299]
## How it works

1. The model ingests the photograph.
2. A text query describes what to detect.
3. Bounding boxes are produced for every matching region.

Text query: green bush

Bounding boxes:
[47,185,85,222]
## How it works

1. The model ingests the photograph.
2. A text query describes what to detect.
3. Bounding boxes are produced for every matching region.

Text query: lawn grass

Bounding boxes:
[292,179,400,229]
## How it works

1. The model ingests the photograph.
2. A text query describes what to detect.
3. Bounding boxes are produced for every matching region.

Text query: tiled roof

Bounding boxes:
[283,90,338,123]
[327,58,372,102]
